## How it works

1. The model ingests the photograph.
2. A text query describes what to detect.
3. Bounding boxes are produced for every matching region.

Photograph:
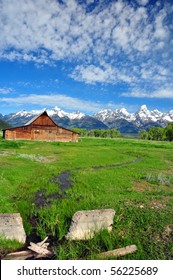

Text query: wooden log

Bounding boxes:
[37,236,48,247]
[28,242,52,257]
[98,244,137,258]
[39,243,49,249]
[4,237,53,260]
[4,250,36,260]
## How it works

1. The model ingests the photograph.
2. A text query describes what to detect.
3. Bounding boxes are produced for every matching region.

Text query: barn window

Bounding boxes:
[34,130,40,134]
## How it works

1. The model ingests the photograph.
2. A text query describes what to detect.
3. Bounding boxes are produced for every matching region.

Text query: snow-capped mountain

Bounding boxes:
[1,105,173,134]
[46,106,85,119]
[94,107,135,123]
[9,107,86,120]
[2,107,107,130]
[94,105,173,133]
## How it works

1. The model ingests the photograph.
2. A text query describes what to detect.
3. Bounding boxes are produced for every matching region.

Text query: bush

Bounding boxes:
[139,123,173,141]
[74,128,121,138]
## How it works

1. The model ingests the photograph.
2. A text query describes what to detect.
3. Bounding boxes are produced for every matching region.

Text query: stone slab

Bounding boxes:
[66,209,115,240]
[0,213,26,243]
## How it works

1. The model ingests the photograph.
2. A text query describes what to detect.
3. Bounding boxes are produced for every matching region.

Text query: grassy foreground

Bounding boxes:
[0,137,172,259]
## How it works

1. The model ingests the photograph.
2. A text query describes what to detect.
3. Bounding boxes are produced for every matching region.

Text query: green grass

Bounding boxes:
[0,237,22,258]
[0,137,172,259]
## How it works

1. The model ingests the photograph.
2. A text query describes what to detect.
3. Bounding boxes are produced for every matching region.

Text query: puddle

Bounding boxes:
[50,170,71,192]
[34,171,71,208]
[34,189,63,208]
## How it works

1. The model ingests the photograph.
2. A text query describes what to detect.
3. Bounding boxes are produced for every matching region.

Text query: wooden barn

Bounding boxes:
[2,111,79,142]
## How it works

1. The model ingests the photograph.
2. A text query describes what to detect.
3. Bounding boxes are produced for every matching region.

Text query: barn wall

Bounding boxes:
[4,127,31,140]
[30,126,77,142]
[4,125,78,142]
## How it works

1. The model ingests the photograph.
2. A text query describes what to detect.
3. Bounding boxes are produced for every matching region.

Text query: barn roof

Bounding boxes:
[2,110,79,134]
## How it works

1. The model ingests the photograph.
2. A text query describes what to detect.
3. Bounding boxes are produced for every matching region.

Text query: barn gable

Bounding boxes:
[25,111,57,127]
[2,110,78,142]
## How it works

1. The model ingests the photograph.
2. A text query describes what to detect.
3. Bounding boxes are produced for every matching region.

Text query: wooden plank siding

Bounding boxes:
[3,111,78,142]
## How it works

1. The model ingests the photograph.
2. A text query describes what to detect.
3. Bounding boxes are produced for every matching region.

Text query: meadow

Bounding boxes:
[0,136,172,259]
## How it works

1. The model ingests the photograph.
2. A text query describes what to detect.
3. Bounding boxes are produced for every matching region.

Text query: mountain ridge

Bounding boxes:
[1,105,173,134]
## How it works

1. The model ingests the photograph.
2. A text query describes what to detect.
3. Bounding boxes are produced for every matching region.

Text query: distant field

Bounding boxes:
[0,137,173,259]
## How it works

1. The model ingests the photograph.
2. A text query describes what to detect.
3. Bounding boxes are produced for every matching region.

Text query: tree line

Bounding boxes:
[139,122,173,141]
[72,128,121,138]
[72,122,173,141]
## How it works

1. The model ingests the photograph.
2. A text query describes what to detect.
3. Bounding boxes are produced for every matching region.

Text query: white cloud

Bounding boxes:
[123,88,173,99]
[86,0,95,4]
[154,10,169,39]
[70,65,116,84]
[1,93,114,113]
[149,89,173,98]
[70,64,135,84]
[0,0,172,93]
[0,0,171,62]
[0,87,13,94]
[136,0,149,6]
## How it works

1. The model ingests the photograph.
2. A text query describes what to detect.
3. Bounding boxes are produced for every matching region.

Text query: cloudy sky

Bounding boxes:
[0,0,173,115]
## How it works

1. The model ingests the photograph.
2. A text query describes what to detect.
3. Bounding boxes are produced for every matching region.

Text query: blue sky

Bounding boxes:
[0,0,173,115]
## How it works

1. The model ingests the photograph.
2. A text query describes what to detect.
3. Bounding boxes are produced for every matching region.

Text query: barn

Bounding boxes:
[2,110,79,142]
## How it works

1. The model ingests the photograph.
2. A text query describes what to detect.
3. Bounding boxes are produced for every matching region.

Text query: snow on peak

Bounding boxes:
[151,109,163,119]
[136,104,152,117]
[168,110,173,118]
[47,108,67,118]
[140,104,148,111]
[15,110,28,117]
[94,109,113,121]
[162,115,172,122]
[53,106,61,111]
[136,105,158,122]
[119,108,129,116]
[45,107,85,119]
[94,104,173,125]
[30,109,46,115]
[68,111,85,120]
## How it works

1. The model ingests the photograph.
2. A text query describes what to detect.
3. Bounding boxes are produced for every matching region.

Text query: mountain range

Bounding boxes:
[1,105,173,134]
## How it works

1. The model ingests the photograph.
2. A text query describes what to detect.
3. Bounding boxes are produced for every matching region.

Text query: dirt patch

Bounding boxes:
[41,155,57,163]
[132,181,153,192]
[136,198,170,210]
[150,200,167,209]
[156,225,173,242]
[133,180,173,193]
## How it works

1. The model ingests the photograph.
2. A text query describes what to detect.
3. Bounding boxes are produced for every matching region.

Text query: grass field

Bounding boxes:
[0,137,173,259]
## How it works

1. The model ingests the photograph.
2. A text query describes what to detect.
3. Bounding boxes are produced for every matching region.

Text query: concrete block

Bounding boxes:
[0,213,26,243]
[66,209,115,240]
